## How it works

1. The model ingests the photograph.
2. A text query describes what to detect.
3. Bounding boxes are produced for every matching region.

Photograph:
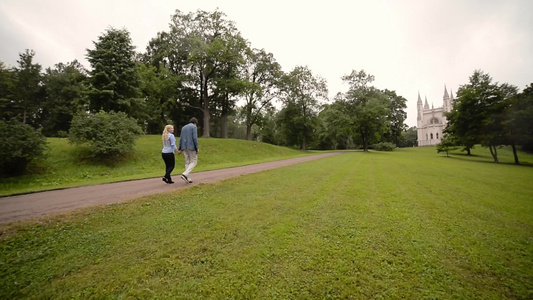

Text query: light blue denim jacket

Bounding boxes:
[178,123,199,151]
[162,133,177,153]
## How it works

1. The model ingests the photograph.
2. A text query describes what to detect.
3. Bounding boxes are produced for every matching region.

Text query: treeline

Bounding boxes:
[438,70,533,164]
[0,9,409,153]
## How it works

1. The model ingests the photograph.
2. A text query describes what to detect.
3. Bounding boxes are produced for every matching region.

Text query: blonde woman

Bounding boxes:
[161,124,178,184]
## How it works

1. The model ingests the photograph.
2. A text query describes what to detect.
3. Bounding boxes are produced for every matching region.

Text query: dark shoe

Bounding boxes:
[167,180,174,184]
[162,177,168,183]
[181,174,189,184]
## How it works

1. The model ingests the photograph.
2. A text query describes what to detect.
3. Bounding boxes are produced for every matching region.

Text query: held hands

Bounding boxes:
[176,149,199,155]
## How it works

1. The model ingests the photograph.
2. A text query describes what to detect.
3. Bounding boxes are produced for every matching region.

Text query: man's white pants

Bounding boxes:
[182,149,198,178]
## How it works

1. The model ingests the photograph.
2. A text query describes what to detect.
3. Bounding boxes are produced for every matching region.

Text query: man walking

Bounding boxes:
[178,117,199,184]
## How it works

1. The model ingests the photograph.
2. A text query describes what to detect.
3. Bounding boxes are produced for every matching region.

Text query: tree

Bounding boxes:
[41,60,88,136]
[316,97,353,150]
[437,134,458,157]
[506,83,533,162]
[382,89,407,145]
[480,82,517,163]
[163,9,247,137]
[211,33,248,138]
[399,126,418,147]
[240,48,282,140]
[279,66,328,150]
[0,61,17,121]
[446,70,518,163]
[86,27,141,117]
[15,49,43,125]
[445,70,490,155]
[0,119,47,177]
[137,63,181,133]
[341,70,389,151]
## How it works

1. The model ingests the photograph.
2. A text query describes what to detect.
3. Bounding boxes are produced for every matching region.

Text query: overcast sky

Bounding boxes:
[1,0,532,127]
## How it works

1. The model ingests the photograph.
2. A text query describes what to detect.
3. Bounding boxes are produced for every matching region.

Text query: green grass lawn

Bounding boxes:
[1,146,532,299]
[0,136,314,196]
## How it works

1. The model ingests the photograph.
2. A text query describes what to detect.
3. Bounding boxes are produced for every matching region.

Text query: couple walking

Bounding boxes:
[161,117,199,184]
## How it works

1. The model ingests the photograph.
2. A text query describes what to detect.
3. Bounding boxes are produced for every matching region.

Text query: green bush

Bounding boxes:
[68,111,142,160]
[372,142,396,151]
[0,119,48,177]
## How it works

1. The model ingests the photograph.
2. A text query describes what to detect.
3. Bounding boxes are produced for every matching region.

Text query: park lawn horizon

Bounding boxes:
[0,136,318,197]
[1,147,532,299]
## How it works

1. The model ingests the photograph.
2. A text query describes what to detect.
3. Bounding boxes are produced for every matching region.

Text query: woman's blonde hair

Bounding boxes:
[162,125,174,146]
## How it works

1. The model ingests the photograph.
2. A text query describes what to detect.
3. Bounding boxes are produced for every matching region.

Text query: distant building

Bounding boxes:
[417,86,454,146]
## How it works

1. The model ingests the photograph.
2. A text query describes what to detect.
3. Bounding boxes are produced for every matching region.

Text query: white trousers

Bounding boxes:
[182,149,198,178]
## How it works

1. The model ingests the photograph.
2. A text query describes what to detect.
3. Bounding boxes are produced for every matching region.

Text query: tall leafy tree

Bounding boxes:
[15,49,43,125]
[382,89,407,145]
[342,70,389,151]
[163,9,247,137]
[211,34,248,138]
[143,32,194,129]
[137,63,181,133]
[150,10,241,137]
[86,27,141,117]
[279,66,328,150]
[446,70,517,162]
[41,60,88,136]
[0,61,17,120]
[445,70,489,155]
[316,97,353,150]
[240,48,282,140]
[504,83,533,163]
[399,126,418,147]
[481,82,517,163]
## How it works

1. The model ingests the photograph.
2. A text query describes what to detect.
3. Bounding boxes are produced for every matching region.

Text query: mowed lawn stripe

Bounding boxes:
[1,151,531,299]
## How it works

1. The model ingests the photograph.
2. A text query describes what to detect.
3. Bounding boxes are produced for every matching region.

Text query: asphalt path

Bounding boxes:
[0,152,341,225]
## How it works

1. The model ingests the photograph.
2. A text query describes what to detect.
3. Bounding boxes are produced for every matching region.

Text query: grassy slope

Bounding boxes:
[0,136,314,196]
[0,146,532,299]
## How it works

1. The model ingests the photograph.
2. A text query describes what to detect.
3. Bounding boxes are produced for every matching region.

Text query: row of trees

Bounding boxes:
[439,70,533,164]
[0,9,408,154]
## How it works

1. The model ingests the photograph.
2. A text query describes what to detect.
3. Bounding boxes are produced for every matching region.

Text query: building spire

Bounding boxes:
[424,96,429,109]
[444,85,450,100]
[417,91,422,104]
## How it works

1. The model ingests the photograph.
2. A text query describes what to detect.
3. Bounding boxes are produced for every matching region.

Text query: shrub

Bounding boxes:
[0,119,48,177]
[68,111,142,160]
[437,134,459,157]
[373,142,396,151]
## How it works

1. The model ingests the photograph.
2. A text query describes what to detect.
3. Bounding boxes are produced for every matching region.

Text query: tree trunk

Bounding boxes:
[466,147,471,155]
[201,74,210,138]
[202,108,210,137]
[220,113,228,138]
[246,124,252,140]
[301,133,306,151]
[511,144,519,165]
[489,145,499,163]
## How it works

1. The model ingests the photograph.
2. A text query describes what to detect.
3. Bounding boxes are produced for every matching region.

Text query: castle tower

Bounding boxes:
[417,85,453,146]
[417,92,423,122]
[443,85,452,113]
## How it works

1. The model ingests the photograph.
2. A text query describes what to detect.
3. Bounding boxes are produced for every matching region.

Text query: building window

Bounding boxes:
[437,133,439,139]
[430,133,433,139]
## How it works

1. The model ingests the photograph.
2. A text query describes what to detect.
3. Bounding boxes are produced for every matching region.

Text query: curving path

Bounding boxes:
[0,152,342,225]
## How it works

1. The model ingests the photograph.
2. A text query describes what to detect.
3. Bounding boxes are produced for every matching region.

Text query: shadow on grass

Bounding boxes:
[438,152,533,168]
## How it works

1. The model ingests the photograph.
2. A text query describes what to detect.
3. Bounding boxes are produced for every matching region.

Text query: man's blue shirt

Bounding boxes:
[179,123,199,151]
